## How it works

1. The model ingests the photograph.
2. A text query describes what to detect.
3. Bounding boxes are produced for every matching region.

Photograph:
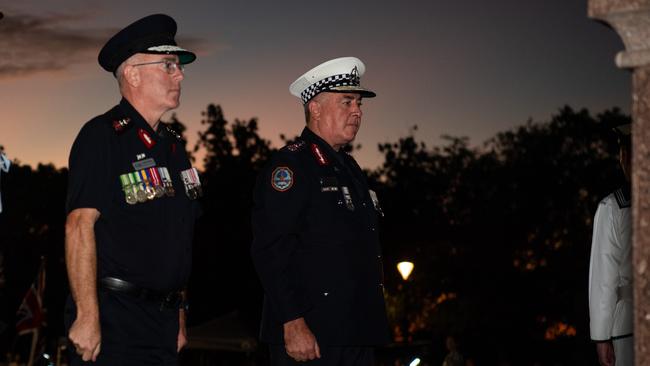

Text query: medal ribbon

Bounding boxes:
[128,172,140,195]
[136,170,145,185]
[140,169,150,186]
[119,174,130,189]
[161,167,171,183]
[149,167,161,187]
[128,172,138,186]
[190,167,201,185]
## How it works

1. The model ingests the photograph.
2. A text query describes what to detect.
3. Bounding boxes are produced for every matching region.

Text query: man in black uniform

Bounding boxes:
[64,14,200,365]
[251,57,390,365]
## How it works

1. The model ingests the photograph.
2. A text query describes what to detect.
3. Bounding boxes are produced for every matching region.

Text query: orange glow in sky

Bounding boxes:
[0,1,630,169]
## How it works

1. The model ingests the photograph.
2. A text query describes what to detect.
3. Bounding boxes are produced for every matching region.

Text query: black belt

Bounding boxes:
[99,277,182,310]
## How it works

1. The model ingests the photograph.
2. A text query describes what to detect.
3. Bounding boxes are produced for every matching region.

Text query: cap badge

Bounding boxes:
[350,66,360,85]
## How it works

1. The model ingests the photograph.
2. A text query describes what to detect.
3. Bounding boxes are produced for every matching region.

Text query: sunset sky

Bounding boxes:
[0,0,630,169]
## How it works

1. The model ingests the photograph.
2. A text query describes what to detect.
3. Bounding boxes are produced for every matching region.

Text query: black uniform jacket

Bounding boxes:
[251,127,390,346]
[66,98,198,293]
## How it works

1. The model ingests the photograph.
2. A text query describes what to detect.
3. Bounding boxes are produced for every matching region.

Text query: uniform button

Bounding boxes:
[370,227,376,231]
[323,292,329,296]
[362,202,366,207]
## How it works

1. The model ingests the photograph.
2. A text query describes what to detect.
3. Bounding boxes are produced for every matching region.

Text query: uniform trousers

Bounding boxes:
[65,290,179,366]
[613,336,634,366]
[270,345,375,366]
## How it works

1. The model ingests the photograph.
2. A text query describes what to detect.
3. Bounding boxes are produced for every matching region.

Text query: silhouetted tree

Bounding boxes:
[0,162,68,359]
[373,106,628,364]
[188,104,273,327]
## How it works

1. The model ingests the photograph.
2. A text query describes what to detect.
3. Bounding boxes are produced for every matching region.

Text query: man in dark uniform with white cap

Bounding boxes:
[64,14,201,365]
[251,57,390,365]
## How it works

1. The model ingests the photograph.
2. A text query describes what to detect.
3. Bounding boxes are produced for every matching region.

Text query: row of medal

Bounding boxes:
[119,167,202,205]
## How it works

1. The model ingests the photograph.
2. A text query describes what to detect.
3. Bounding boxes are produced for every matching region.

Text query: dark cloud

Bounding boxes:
[0,13,108,77]
[0,12,210,79]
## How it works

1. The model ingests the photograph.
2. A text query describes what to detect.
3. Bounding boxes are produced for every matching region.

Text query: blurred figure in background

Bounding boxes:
[442,336,464,366]
[588,121,633,366]
[0,146,10,214]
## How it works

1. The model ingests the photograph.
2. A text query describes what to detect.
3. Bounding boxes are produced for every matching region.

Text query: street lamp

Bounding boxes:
[397,261,414,281]
[397,261,415,343]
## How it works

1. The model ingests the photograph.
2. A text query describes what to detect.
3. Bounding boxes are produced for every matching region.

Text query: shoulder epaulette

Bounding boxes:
[106,106,132,134]
[111,117,132,133]
[614,186,631,209]
[162,124,184,141]
[283,139,306,152]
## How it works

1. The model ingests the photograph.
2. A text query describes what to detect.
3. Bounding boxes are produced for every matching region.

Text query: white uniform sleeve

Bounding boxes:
[588,200,620,341]
[0,153,9,172]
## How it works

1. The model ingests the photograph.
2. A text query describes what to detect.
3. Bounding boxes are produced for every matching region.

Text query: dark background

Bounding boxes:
[0,103,629,365]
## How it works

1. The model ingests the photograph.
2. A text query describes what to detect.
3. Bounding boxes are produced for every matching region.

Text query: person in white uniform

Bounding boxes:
[0,146,10,214]
[588,122,633,366]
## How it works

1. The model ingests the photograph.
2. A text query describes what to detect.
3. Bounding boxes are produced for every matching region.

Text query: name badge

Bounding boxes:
[132,158,156,170]
[320,176,339,192]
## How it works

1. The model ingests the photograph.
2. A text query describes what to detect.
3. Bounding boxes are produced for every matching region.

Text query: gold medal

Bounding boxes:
[141,170,156,200]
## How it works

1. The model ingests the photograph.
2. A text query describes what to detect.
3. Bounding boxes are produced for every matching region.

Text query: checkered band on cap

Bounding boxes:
[300,70,361,104]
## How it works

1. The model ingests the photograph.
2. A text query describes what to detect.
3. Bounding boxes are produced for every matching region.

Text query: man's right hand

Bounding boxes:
[65,208,101,361]
[283,317,321,362]
[68,314,102,362]
[596,340,615,366]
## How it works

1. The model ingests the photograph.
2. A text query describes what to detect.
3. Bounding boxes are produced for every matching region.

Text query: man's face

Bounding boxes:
[134,54,184,111]
[313,92,363,149]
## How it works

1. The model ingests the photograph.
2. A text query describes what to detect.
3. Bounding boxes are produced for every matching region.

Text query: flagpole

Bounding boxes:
[15,257,47,365]
[27,329,38,366]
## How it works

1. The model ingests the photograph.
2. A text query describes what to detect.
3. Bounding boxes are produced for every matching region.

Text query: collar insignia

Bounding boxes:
[112,118,131,133]
[311,143,329,166]
[138,128,156,149]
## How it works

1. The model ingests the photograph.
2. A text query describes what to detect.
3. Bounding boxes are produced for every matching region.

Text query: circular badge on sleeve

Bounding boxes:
[271,167,293,192]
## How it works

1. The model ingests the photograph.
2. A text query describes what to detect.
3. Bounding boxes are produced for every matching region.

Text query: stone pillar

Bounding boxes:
[589,1,650,364]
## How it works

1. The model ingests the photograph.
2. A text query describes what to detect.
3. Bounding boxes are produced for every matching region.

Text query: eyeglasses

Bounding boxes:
[130,59,185,74]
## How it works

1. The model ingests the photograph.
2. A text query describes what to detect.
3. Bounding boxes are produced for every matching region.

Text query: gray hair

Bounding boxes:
[115,54,145,89]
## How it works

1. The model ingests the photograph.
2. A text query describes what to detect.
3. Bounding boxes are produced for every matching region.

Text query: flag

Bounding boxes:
[15,258,47,366]
[16,259,46,335]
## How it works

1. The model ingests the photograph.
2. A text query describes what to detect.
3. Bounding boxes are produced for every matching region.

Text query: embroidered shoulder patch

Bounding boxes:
[271,167,294,192]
